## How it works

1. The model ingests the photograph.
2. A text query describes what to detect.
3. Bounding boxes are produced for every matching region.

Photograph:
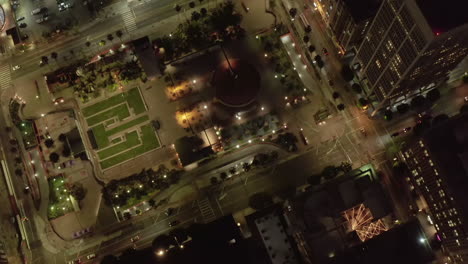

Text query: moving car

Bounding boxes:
[86,254,96,260]
[390,132,400,138]
[130,235,140,243]
[298,128,308,145]
[12,65,20,71]
[402,127,412,133]
[169,220,180,227]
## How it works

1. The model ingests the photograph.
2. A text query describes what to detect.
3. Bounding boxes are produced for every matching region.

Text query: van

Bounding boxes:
[31,8,43,15]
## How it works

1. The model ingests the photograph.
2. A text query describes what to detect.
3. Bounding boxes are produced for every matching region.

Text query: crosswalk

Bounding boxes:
[122,10,138,32]
[0,64,11,90]
[197,198,216,223]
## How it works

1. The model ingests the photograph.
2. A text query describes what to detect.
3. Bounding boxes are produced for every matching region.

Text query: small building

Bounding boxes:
[174,135,214,169]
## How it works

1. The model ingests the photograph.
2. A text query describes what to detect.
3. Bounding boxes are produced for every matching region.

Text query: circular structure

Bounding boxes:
[0,5,5,32]
[213,59,261,108]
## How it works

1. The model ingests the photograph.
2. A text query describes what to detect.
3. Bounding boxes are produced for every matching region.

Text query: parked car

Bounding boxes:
[19,23,27,28]
[169,220,180,227]
[130,235,140,243]
[36,16,49,24]
[86,254,96,260]
[31,8,43,15]
[12,65,20,71]
[16,17,25,22]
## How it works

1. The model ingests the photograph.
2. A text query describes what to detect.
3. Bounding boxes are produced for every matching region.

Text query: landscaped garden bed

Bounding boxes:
[48,176,74,219]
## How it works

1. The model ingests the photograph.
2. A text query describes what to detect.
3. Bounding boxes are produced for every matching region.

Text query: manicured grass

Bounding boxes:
[92,124,110,149]
[126,88,146,115]
[82,93,127,117]
[86,103,130,127]
[97,131,140,160]
[19,121,37,149]
[100,124,160,169]
[106,115,149,135]
[111,137,122,144]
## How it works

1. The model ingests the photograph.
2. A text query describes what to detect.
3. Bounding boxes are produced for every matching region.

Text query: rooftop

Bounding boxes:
[342,0,382,23]
[416,0,468,33]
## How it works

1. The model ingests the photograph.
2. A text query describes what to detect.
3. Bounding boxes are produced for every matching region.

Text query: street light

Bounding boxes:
[156,249,165,257]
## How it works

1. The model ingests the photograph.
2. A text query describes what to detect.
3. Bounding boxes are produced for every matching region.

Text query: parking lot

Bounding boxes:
[13,0,92,43]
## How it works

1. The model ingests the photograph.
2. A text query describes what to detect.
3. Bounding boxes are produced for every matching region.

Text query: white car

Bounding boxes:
[12,65,20,71]
[36,16,49,24]
[86,254,96,260]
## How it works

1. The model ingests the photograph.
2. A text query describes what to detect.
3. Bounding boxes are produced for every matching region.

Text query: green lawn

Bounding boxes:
[82,93,127,117]
[91,115,149,149]
[126,88,147,115]
[47,177,73,219]
[98,131,140,160]
[92,124,110,149]
[106,115,149,135]
[100,124,160,169]
[86,103,130,127]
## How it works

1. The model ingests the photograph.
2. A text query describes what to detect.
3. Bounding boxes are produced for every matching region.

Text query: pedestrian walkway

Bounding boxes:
[0,64,12,90]
[196,198,216,223]
[122,10,138,32]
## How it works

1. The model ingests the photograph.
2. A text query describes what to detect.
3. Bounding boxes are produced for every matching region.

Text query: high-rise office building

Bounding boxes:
[311,0,382,52]
[401,114,468,263]
[352,0,468,113]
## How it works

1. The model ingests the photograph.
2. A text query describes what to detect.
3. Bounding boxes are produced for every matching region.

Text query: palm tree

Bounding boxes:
[189,1,195,8]
[51,52,58,61]
[85,41,91,48]
[107,34,114,42]
[116,30,123,41]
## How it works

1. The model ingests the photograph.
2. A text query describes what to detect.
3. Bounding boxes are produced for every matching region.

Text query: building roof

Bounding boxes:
[342,0,383,23]
[332,220,435,264]
[174,136,214,166]
[416,0,468,33]
[66,128,85,158]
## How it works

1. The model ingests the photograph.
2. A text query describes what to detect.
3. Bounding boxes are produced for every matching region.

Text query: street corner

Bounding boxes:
[168,185,198,204]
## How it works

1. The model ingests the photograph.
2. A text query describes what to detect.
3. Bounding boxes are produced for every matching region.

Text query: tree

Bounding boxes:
[305,25,312,34]
[62,147,71,157]
[303,36,310,43]
[332,92,340,99]
[99,40,106,46]
[9,139,18,145]
[341,65,354,82]
[58,133,67,142]
[339,162,352,173]
[123,212,132,220]
[426,89,440,102]
[248,192,273,210]
[15,168,22,177]
[200,7,208,16]
[220,172,228,181]
[51,52,58,60]
[148,199,156,208]
[14,157,22,164]
[411,95,426,110]
[432,114,449,126]
[461,104,468,115]
[358,98,369,109]
[210,177,219,185]
[189,1,195,8]
[289,8,297,18]
[49,152,59,163]
[41,56,49,65]
[308,45,316,53]
[10,147,17,153]
[175,4,182,12]
[191,11,201,21]
[397,103,409,114]
[70,183,86,201]
[463,74,468,84]
[307,174,322,186]
[209,1,242,36]
[116,30,123,40]
[107,34,114,42]
[45,138,54,148]
[337,104,345,111]
[384,110,393,121]
[170,228,188,244]
[351,83,362,93]
[316,57,324,68]
[321,166,337,180]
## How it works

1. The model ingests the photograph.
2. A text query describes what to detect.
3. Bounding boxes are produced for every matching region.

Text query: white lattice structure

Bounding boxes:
[342,204,388,242]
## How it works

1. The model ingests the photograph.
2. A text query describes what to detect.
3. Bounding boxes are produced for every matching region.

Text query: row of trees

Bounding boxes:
[384,88,441,121]
[307,162,352,186]
[154,1,243,61]
[102,166,183,207]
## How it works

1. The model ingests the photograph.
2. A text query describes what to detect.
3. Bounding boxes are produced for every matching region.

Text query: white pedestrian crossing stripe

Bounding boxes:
[197,198,216,223]
[0,64,11,90]
[122,11,137,32]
